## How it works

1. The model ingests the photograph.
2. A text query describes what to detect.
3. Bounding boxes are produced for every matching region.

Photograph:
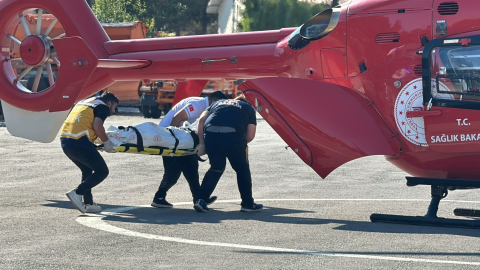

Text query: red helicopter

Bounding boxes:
[1,0,480,228]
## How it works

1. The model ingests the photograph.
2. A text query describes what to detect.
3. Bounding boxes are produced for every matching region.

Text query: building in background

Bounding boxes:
[207,0,349,34]
[207,0,244,34]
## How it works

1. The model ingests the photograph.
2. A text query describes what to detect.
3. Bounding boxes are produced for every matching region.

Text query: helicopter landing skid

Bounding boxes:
[454,208,480,217]
[370,177,480,229]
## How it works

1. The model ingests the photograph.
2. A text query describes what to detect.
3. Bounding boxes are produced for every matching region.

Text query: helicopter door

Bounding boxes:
[422,36,480,153]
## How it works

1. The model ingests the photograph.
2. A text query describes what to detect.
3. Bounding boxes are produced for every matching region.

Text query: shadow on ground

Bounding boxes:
[44,199,480,238]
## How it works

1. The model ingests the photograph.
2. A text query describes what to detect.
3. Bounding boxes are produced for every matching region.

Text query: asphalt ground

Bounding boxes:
[1,107,480,270]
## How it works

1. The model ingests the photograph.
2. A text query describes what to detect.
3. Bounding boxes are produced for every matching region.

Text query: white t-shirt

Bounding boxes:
[159,97,209,127]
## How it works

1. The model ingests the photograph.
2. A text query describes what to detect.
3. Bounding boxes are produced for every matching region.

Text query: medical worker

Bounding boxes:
[151,91,227,208]
[194,96,262,212]
[62,92,119,213]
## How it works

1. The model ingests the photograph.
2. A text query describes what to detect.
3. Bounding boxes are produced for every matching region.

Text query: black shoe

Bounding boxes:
[193,196,217,205]
[207,196,217,205]
[241,203,263,212]
[194,199,209,212]
[151,198,173,208]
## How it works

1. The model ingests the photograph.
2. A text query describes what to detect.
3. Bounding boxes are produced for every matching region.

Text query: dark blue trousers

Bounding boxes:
[154,155,200,201]
[197,132,254,208]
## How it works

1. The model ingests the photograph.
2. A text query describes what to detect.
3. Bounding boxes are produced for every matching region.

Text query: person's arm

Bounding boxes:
[245,104,257,143]
[170,109,189,127]
[245,124,256,143]
[93,117,108,142]
[197,110,210,145]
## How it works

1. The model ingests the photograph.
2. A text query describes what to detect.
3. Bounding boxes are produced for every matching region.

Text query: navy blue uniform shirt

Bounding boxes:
[205,99,256,136]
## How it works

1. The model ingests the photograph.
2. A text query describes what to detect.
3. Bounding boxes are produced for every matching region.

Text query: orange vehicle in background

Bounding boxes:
[101,23,238,118]
[138,79,238,118]
[5,15,237,118]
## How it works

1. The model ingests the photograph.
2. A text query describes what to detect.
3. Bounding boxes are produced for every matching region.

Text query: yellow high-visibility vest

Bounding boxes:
[60,98,106,143]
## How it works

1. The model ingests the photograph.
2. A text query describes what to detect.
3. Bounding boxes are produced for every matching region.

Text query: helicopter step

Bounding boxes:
[370,177,480,229]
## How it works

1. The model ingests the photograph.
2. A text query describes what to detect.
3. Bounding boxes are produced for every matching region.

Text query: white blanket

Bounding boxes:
[106,122,198,150]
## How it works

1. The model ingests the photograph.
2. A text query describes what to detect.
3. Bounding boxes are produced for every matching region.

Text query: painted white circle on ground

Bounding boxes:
[77,199,480,266]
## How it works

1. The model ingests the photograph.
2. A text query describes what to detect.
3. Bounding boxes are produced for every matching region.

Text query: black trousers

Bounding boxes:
[62,146,109,205]
[154,155,199,201]
[197,132,254,208]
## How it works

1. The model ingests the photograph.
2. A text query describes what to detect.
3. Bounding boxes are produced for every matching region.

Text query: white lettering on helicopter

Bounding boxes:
[456,118,470,126]
[430,134,480,143]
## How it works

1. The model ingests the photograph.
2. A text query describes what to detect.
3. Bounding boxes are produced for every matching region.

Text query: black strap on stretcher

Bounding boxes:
[119,144,169,155]
[166,127,180,153]
[186,129,207,162]
[181,127,207,162]
[116,125,206,161]
[185,128,199,148]
[119,126,144,152]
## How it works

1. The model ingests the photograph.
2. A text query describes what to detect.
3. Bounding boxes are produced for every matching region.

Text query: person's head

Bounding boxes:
[208,91,228,105]
[99,91,119,115]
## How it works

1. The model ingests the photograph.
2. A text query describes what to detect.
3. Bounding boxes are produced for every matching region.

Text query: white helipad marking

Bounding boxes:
[77,199,480,266]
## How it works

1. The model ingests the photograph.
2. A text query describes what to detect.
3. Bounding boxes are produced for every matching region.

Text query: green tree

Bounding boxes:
[92,0,145,23]
[240,0,329,31]
[92,0,156,36]
[138,0,215,36]
[92,0,216,36]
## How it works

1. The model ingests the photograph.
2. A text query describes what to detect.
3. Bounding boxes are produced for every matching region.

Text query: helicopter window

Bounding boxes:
[431,46,480,102]
[288,27,311,50]
[288,8,340,50]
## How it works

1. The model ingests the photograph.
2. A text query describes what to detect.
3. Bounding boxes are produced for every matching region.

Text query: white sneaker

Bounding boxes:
[85,203,102,213]
[66,189,86,213]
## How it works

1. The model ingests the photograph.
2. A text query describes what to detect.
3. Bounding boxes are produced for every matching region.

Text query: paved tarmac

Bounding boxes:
[1,108,480,270]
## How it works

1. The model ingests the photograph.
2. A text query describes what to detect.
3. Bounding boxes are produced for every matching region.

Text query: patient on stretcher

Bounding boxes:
[104,120,200,156]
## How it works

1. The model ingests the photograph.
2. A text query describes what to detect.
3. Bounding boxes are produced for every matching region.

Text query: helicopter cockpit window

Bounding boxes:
[430,46,480,102]
[288,8,341,50]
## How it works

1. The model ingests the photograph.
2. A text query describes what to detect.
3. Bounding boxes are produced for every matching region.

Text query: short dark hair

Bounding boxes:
[100,91,119,104]
[208,91,227,101]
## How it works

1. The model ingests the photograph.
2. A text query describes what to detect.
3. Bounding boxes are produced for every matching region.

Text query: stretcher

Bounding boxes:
[104,122,199,156]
